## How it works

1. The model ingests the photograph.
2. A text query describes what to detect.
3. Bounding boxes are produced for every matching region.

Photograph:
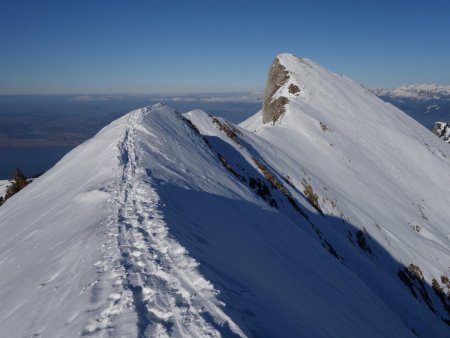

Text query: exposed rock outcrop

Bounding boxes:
[0,168,29,206]
[262,57,290,124]
[432,122,450,143]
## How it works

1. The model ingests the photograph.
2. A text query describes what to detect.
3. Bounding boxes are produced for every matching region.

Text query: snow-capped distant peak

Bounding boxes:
[373,83,450,99]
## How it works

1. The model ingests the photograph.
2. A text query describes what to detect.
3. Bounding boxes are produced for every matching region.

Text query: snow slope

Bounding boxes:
[0,105,247,337]
[241,54,450,334]
[1,54,450,337]
[0,104,415,337]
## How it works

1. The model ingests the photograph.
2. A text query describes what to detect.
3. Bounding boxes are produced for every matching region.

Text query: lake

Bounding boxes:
[0,146,75,179]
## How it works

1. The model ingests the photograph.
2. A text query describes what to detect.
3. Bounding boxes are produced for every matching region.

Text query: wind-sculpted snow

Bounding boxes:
[1,54,450,337]
[0,114,128,337]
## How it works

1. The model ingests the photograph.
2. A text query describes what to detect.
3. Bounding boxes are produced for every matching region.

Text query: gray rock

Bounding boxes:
[262,57,290,124]
[432,122,450,143]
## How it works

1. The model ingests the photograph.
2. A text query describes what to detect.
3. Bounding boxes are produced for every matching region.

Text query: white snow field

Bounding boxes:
[0,54,450,337]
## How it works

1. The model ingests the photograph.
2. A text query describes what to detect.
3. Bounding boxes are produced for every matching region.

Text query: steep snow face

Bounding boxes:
[241,53,450,333]
[432,122,450,143]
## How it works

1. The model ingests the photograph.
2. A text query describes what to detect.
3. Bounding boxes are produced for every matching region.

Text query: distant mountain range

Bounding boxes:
[373,84,450,129]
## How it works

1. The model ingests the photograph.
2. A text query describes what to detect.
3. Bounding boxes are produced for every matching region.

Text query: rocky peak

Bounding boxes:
[432,121,450,143]
[261,54,306,124]
[262,57,290,124]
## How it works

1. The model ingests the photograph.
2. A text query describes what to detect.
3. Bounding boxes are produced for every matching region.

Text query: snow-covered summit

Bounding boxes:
[242,53,450,334]
[249,53,382,129]
[261,53,327,124]
[1,55,450,337]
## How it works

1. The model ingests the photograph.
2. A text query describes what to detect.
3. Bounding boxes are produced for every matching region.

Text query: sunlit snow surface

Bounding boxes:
[1,54,450,337]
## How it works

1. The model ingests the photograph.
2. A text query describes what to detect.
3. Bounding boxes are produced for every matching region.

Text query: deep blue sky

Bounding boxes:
[1,0,449,94]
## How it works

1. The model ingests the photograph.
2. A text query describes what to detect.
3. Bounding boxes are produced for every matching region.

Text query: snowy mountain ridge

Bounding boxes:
[373,83,450,99]
[1,54,450,337]
[372,83,450,130]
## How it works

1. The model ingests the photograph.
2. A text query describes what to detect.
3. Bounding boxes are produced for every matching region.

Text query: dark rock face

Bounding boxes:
[0,168,29,206]
[288,83,300,95]
[262,58,290,124]
[432,122,450,143]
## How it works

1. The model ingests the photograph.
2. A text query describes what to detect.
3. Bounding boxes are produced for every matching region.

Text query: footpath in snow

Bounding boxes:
[97,107,246,337]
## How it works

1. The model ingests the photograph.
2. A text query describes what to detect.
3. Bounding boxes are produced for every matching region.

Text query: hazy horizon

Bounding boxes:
[2,1,450,95]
